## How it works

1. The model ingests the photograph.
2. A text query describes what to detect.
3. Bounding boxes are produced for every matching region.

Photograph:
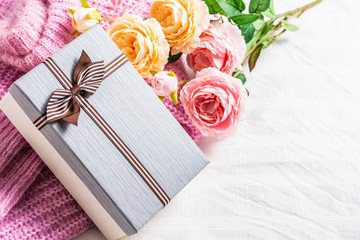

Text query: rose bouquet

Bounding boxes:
[68,0,321,136]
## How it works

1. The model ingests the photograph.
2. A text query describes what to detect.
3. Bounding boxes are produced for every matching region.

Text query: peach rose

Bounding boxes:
[72,8,101,33]
[107,14,170,78]
[187,22,246,74]
[180,68,247,135]
[148,0,210,55]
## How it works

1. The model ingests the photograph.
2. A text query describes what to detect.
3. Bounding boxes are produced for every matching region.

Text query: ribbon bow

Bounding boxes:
[46,51,105,125]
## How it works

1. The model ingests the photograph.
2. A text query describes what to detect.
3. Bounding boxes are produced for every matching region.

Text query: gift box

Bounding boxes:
[0,24,209,240]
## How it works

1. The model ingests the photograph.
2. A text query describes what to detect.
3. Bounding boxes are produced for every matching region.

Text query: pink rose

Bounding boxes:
[186,22,246,74]
[180,68,247,135]
[151,71,178,103]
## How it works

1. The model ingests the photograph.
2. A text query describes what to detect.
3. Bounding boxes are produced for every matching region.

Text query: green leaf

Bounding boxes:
[170,88,178,104]
[281,20,299,32]
[168,70,177,78]
[158,96,165,102]
[246,22,266,51]
[168,52,182,63]
[71,30,81,35]
[230,14,259,25]
[248,44,263,72]
[150,70,160,76]
[234,72,247,84]
[261,35,271,48]
[67,8,76,15]
[263,0,275,18]
[204,0,217,14]
[203,0,242,17]
[239,23,255,43]
[249,0,271,13]
[89,10,102,21]
[206,3,217,14]
[81,0,91,8]
[252,18,266,30]
[228,0,246,11]
[246,18,274,51]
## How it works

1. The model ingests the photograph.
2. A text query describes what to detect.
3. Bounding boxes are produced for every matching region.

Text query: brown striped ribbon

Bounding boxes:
[33,51,170,206]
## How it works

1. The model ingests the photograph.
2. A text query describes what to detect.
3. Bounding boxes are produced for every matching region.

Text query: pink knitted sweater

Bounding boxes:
[0,0,201,239]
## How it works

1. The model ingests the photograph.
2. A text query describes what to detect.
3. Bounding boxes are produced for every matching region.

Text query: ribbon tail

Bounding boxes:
[62,111,80,126]
[62,97,81,125]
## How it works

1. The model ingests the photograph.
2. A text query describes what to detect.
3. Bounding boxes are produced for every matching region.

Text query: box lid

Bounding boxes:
[9,24,209,235]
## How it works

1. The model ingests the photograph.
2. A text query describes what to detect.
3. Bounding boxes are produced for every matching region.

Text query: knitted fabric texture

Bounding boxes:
[0,168,93,240]
[0,0,201,239]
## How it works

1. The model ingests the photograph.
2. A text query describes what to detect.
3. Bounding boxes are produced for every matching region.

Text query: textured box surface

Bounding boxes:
[9,24,209,235]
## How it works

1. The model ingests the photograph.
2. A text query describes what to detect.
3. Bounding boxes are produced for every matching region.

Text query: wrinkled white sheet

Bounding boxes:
[75,0,360,239]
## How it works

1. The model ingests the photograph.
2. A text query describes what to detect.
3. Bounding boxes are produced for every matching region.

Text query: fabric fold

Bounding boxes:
[0,0,47,56]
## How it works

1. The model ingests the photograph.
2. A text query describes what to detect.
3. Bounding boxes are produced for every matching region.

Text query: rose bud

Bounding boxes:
[150,71,178,104]
[70,8,101,33]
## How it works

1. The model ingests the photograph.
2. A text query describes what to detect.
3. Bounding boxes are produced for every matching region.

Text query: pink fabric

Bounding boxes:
[0,0,201,239]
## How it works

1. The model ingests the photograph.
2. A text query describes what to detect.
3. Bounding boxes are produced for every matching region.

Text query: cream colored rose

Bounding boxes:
[72,8,100,33]
[149,0,210,55]
[107,14,170,78]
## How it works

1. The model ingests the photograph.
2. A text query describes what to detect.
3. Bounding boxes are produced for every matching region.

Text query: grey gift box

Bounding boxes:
[6,24,209,237]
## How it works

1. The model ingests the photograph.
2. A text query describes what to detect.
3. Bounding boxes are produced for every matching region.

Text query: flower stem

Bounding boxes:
[241,31,271,66]
[101,18,114,22]
[271,29,286,41]
[178,80,189,85]
[241,0,322,66]
[232,69,243,78]
[275,0,323,19]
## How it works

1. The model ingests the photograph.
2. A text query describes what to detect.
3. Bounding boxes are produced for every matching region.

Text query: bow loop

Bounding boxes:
[45,51,105,126]
[77,61,105,95]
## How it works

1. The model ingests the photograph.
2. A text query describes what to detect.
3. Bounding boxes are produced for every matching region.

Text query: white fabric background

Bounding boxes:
[74,0,360,239]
